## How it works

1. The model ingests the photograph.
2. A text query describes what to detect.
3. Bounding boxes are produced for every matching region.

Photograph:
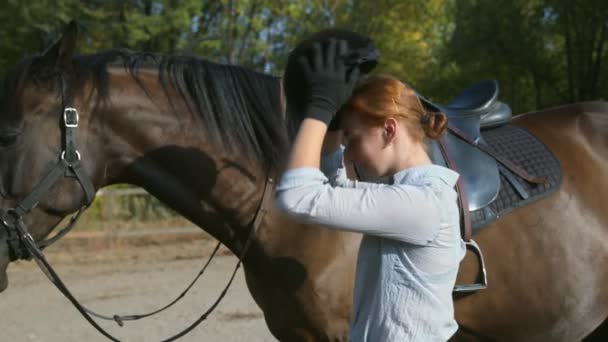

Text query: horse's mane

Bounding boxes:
[72,49,288,168]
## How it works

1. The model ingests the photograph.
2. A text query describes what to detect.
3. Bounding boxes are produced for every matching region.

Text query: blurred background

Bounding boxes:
[1,0,606,230]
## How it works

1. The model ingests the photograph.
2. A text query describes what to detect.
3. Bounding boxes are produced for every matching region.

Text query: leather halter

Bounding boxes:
[1,76,96,261]
[0,74,276,341]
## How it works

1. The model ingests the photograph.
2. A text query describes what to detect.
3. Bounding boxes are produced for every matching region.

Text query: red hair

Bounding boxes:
[339,74,447,141]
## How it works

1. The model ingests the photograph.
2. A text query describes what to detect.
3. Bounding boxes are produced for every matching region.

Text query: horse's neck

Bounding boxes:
[96,69,269,254]
[96,70,362,279]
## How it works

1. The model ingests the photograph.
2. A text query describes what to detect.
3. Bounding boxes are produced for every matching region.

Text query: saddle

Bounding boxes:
[417,80,562,292]
[419,79,512,129]
[421,80,507,213]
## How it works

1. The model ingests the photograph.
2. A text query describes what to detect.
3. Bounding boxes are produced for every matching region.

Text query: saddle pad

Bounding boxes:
[470,124,562,232]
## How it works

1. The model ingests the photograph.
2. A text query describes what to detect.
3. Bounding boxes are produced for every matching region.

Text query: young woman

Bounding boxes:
[276,39,466,341]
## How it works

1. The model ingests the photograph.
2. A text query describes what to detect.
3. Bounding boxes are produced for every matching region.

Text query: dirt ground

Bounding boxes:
[0,228,276,342]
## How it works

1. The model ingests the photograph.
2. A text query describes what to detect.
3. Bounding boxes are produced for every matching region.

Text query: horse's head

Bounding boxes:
[0,21,99,292]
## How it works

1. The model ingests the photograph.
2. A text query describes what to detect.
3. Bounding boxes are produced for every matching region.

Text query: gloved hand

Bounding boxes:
[298,39,360,127]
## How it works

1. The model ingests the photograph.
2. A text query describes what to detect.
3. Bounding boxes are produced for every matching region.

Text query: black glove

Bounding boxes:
[298,39,360,126]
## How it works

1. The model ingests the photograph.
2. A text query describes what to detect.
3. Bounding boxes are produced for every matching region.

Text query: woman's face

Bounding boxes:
[341,113,393,179]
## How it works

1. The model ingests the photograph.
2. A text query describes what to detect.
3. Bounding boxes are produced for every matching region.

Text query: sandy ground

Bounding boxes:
[0,228,276,342]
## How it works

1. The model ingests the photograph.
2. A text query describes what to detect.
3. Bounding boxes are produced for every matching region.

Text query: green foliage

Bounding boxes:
[335,0,457,101]
[1,0,606,112]
[0,0,80,71]
[442,0,608,111]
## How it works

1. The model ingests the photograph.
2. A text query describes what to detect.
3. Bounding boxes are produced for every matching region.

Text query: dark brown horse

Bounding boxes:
[1,22,607,341]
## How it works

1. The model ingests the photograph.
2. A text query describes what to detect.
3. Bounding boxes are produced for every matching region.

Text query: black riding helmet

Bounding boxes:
[283,29,380,138]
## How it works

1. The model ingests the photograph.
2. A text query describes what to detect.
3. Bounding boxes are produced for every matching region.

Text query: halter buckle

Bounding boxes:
[61,150,81,161]
[22,232,35,245]
[63,107,79,128]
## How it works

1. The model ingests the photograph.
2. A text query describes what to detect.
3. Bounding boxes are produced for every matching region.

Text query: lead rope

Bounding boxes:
[84,241,222,327]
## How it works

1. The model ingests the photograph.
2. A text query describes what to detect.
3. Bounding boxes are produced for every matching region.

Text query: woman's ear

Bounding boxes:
[383,118,398,144]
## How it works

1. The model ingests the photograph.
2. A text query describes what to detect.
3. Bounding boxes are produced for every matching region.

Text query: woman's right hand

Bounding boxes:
[299,39,360,126]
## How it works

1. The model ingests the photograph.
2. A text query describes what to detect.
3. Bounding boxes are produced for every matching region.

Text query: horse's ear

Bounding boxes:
[39,20,79,69]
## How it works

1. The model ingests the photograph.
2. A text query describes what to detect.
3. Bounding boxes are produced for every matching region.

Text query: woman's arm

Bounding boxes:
[285,118,328,170]
[285,39,356,171]
[276,170,445,245]
[277,40,447,240]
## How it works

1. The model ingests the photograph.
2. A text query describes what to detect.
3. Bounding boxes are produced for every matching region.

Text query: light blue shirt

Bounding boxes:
[275,147,466,342]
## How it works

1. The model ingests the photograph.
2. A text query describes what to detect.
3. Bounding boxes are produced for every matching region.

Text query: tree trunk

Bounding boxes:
[562,4,576,102]
[589,17,607,99]
[532,71,543,109]
[236,0,260,64]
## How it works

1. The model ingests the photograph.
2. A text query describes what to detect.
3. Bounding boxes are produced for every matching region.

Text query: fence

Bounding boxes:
[80,186,192,231]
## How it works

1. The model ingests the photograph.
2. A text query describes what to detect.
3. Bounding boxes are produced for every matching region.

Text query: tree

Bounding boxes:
[443,0,608,112]
[549,0,608,101]
[0,0,80,72]
[1,0,605,112]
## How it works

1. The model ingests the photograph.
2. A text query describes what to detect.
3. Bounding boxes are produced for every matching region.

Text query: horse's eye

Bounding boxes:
[0,132,19,147]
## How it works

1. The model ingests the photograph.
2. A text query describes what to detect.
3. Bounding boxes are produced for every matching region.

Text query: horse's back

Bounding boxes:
[454,101,608,341]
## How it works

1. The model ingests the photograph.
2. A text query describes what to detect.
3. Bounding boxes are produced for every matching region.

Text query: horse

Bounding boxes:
[0,22,607,341]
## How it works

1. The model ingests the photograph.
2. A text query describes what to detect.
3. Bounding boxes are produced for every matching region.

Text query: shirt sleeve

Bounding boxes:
[275,167,443,245]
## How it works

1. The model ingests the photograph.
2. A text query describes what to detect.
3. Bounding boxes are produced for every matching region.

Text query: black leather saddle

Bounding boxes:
[420,80,511,212]
[419,80,512,130]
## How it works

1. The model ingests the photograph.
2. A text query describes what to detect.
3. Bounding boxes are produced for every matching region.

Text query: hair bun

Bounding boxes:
[422,111,448,139]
